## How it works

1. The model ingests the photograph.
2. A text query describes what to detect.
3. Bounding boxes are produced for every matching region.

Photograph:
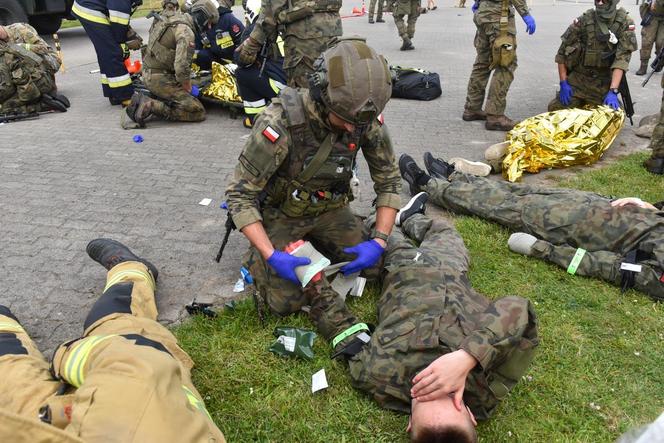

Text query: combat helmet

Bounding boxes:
[161,0,179,9]
[244,0,261,23]
[309,38,392,128]
[189,0,220,32]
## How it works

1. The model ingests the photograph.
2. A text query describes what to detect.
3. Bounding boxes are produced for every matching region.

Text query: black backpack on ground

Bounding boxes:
[389,66,442,101]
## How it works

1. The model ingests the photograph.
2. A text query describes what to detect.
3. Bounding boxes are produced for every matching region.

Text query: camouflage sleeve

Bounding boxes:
[13,24,51,56]
[459,296,538,371]
[360,122,402,210]
[612,16,637,72]
[554,20,581,64]
[225,105,291,229]
[174,24,196,85]
[252,0,279,44]
[511,0,530,18]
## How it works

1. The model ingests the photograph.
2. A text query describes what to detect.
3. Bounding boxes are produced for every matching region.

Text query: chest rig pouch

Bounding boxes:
[581,11,625,69]
[490,0,516,69]
[272,89,357,218]
[146,12,193,70]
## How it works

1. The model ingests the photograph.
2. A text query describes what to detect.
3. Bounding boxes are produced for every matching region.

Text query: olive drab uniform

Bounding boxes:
[4,23,62,77]
[368,0,386,23]
[348,213,539,419]
[0,262,225,442]
[393,0,420,48]
[422,173,664,301]
[247,0,342,88]
[143,9,206,121]
[645,75,664,173]
[639,0,664,70]
[548,8,637,110]
[225,87,401,340]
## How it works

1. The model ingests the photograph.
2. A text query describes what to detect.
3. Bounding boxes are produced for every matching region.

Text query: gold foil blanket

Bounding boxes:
[202,62,241,103]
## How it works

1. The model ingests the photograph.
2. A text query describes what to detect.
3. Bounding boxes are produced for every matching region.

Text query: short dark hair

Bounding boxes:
[410,424,478,443]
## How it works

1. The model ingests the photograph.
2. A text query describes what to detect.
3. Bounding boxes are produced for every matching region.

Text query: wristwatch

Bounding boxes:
[370,229,389,243]
[610,88,619,94]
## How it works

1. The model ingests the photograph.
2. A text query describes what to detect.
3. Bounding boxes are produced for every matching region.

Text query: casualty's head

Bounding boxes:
[243,0,261,24]
[408,396,478,443]
[308,37,392,135]
[594,0,619,19]
[162,0,180,10]
[189,0,220,33]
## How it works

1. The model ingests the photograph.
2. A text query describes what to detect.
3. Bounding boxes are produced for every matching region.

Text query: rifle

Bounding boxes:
[215,207,236,262]
[618,75,634,125]
[0,112,40,123]
[258,39,269,78]
[642,46,664,87]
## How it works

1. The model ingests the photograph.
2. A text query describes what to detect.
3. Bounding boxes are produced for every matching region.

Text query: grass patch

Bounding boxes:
[175,153,664,442]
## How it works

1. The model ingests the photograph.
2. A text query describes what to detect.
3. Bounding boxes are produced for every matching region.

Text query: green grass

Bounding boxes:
[175,152,664,442]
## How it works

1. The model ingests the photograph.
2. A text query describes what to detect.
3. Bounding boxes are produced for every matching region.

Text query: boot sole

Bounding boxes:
[448,158,492,177]
[396,192,428,226]
[484,141,509,173]
[86,238,159,280]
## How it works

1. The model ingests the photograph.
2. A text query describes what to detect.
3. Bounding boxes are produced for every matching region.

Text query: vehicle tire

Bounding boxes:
[0,0,28,26]
[29,14,63,34]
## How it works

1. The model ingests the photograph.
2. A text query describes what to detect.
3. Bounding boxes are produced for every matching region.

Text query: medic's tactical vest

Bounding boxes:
[266,87,359,218]
[144,10,194,72]
[275,0,342,39]
[574,9,629,78]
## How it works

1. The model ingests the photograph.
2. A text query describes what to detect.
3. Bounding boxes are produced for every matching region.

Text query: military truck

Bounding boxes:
[0,0,74,35]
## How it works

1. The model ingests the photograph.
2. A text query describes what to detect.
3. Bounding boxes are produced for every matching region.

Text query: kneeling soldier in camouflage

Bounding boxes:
[0,239,225,442]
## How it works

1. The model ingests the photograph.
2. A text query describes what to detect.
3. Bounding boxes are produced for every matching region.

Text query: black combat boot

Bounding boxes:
[125,92,153,128]
[423,152,455,180]
[395,192,428,226]
[40,94,68,112]
[636,59,649,76]
[86,238,159,280]
[399,154,431,196]
[644,157,664,175]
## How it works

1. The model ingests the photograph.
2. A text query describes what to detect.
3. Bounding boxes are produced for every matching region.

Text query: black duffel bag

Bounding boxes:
[389,66,442,101]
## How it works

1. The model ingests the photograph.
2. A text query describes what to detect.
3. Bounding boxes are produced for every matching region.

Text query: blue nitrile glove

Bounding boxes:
[522,14,536,34]
[559,80,573,105]
[471,1,479,12]
[267,250,311,284]
[190,84,200,97]
[340,240,385,276]
[603,90,620,110]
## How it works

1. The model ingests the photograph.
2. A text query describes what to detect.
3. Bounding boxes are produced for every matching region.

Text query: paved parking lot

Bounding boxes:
[0,0,659,352]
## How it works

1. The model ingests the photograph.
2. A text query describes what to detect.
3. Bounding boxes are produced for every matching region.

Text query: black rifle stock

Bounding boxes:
[0,112,40,123]
[215,211,236,262]
[618,75,634,125]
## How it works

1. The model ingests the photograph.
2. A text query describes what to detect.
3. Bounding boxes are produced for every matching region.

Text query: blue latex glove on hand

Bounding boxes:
[190,84,200,97]
[267,250,311,285]
[603,90,620,110]
[559,80,573,106]
[522,14,536,34]
[340,240,385,276]
[471,1,479,12]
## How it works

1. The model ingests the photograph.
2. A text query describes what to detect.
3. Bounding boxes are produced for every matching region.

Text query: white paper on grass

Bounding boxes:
[233,278,245,293]
[199,198,212,206]
[277,335,296,352]
[311,369,328,393]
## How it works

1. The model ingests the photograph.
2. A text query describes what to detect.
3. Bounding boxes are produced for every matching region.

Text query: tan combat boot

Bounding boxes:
[484,141,509,173]
[636,59,649,76]
[462,109,487,121]
[485,114,516,131]
[125,93,154,128]
[448,158,492,176]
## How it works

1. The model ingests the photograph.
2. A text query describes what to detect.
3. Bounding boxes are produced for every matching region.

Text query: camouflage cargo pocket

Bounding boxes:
[408,316,440,351]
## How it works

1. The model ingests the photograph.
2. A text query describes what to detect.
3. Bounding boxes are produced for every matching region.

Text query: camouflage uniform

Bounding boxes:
[548,8,637,111]
[423,174,664,301]
[0,261,225,442]
[348,213,539,419]
[247,0,342,88]
[368,0,386,22]
[639,0,664,67]
[3,23,61,76]
[142,9,206,122]
[225,87,401,340]
[464,0,530,116]
[393,0,420,45]
[645,77,664,172]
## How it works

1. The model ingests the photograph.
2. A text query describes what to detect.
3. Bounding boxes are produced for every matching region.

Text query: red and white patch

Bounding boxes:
[232,24,240,34]
[628,24,635,31]
[376,113,384,125]
[262,125,280,143]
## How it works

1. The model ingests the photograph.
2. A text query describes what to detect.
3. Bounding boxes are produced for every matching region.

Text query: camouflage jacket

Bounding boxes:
[3,23,61,73]
[348,264,538,420]
[226,88,401,230]
[143,9,196,84]
[474,0,529,26]
[555,8,637,73]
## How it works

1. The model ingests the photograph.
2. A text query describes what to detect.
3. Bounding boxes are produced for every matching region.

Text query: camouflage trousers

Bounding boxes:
[547,70,611,111]
[283,36,336,89]
[425,174,664,300]
[640,16,664,62]
[0,62,56,114]
[246,205,373,340]
[393,0,420,40]
[369,0,385,20]
[646,84,664,163]
[143,70,206,122]
[464,20,517,116]
[0,262,225,442]
[349,213,538,418]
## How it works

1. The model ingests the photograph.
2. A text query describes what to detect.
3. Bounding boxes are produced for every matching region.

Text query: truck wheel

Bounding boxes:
[0,0,28,26]
[29,15,63,34]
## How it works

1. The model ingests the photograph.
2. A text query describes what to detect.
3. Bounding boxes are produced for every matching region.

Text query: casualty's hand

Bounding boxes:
[559,80,573,105]
[410,349,477,409]
[267,250,311,284]
[611,197,656,210]
[603,90,620,110]
[340,240,385,276]
[522,14,536,35]
[236,36,260,66]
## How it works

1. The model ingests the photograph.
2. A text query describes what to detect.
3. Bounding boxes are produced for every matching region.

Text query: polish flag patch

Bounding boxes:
[262,125,280,143]
[377,113,384,125]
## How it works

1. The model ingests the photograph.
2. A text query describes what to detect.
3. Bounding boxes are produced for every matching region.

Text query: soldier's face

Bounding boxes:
[327,111,356,134]
[409,397,477,439]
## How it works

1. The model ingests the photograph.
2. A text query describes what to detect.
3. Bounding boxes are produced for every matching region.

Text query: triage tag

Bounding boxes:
[566,248,586,275]
[620,263,642,273]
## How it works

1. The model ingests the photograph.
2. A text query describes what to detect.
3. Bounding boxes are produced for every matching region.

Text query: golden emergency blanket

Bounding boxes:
[502,106,625,182]
[202,61,241,103]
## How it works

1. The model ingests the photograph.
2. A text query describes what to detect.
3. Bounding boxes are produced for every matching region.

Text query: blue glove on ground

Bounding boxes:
[471,1,479,12]
[522,14,536,34]
[340,240,385,276]
[603,90,620,110]
[559,80,573,105]
[267,251,311,285]
[190,84,200,97]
